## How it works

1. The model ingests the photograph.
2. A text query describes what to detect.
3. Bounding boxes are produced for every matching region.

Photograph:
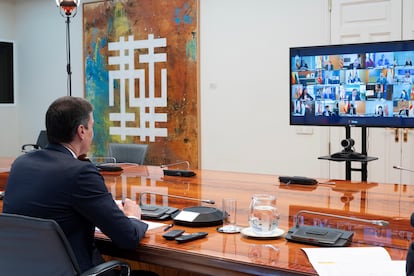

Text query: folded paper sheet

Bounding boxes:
[302,246,405,276]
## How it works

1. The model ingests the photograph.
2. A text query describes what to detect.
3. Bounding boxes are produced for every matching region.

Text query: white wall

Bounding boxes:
[0,0,18,157]
[200,0,330,176]
[0,0,332,179]
[14,0,83,150]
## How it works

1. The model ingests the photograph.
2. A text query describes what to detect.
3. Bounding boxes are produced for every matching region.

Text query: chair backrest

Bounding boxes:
[0,213,81,276]
[21,130,49,153]
[36,130,48,148]
[108,143,148,165]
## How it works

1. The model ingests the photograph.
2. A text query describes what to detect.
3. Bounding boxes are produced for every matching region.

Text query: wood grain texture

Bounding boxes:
[96,165,412,275]
[0,158,411,275]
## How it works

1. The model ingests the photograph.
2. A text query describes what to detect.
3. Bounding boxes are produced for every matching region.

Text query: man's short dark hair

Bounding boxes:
[46,96,93,144]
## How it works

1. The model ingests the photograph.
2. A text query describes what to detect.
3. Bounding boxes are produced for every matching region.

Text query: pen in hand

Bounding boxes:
[164,223,174,231]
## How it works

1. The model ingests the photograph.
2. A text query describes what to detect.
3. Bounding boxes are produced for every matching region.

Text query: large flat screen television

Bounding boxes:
[0,41,14,104]
[290,40,414,128]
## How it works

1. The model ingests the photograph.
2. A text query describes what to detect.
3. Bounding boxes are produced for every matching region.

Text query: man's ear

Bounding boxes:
[78,124,86,139]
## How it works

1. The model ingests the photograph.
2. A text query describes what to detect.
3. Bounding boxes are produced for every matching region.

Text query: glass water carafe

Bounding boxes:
[248,194,280,235]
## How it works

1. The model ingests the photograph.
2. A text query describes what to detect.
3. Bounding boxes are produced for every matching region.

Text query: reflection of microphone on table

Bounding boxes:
[160,161,196,177]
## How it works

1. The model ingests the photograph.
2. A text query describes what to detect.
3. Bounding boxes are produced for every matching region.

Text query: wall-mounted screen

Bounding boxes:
[0,41,14,104]
[290,40,414,128]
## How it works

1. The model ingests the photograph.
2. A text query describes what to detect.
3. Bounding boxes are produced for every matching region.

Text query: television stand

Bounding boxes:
[318,126,378,181]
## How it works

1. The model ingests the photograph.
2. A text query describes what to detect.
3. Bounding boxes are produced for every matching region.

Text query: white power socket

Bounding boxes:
[295,126,313,135]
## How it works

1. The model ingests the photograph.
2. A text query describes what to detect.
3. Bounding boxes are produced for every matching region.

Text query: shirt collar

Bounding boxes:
[62,145,77,159]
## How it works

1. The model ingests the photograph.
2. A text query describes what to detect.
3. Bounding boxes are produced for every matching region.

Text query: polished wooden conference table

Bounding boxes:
[0,158,413,275]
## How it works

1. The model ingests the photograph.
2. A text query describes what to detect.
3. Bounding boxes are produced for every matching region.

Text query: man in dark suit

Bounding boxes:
[407,213,414,275]
[322,105,332,116]
[408,243,414,275]
[347,88,361,102]
[3,96,150,274]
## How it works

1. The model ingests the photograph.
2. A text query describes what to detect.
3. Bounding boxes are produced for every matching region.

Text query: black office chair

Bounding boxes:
[21,130,48,153]
[0,213,130,276]
[108,143,148,165]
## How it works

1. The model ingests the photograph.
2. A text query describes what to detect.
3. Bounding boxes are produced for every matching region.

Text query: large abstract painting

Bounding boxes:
[83,0,199,168]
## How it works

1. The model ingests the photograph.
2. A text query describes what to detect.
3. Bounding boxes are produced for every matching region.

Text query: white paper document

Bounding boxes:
[173,210,200,222]
[302,247,406,276]
[95,220,166,233]
[142,220,167,230]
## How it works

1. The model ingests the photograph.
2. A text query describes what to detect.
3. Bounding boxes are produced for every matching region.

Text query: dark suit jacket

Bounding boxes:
[407,242,414,276]
[3,144,148,272]
[347,94,361,101]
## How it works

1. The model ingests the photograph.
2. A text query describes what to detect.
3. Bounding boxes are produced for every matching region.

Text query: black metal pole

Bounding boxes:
[361,126,368,181]
[65,16,72,96]
[345,125,351,180]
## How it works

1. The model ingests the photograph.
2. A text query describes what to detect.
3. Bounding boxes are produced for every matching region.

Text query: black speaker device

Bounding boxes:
[172,206,223,227]
[163,169,196,177]
[279,176,318,185]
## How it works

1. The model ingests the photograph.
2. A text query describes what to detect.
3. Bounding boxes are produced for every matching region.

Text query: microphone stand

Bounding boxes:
[393,165,414,173]
[392,165,412,227]
[160,161,190,170]
[65,16,72,96]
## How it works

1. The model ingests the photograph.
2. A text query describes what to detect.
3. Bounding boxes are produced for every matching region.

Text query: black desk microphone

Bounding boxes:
[79,155,123,172]
[160,161,196,177]
[139,191,215,220]
[139,191,215,205]
[139,191,222,226]
[286,210,389,247]
[293,210,389,227]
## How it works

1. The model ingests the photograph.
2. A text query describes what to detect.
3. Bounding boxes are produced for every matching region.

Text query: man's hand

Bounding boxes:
[117,198,142,219]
